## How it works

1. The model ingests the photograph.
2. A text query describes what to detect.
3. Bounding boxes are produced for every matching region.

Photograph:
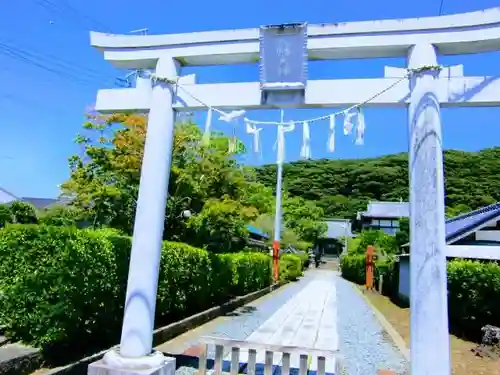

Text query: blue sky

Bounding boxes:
[1,0,500,198]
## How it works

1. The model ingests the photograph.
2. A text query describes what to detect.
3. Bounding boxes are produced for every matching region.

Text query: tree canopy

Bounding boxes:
[60,112,326,251]
[256,148,500,219]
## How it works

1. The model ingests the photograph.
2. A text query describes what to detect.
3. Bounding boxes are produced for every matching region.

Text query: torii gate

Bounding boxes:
[87,7,500,375]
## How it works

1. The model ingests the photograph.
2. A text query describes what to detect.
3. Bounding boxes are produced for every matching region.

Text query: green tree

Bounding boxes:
[446,204,472,218]
[256,148,500,219]
[187,197,258,252]
[62,111,274,249]
[251,213,311,251]
[38,205,87,227]
[282,196,327,242]
[348,230,398,256]
[395,217,409,251]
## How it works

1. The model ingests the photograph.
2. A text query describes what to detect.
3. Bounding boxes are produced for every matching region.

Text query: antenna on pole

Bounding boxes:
[129,28,148,35]
[115,29,148,87]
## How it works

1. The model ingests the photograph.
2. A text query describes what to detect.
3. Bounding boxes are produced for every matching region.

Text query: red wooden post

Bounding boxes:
[366,245,375,291]
[272,240,280,282]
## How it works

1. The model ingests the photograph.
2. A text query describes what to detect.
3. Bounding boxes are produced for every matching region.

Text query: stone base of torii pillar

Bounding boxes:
[89,349,175,375]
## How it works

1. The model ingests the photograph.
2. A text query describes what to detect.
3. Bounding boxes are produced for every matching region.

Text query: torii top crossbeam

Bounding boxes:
[91,7,500,69]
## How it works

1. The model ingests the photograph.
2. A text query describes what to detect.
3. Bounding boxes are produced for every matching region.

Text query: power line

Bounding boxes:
[0,0,120,89]
[58,0,112,32]
[0,45,91,85]
[23,0,148,92]
[2,40,116,82]
[19,0,130,89]
[30,0,112,32]
[16,0,118,84]
[0,42,117,88]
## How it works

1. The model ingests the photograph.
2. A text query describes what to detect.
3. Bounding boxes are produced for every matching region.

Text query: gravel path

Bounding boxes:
[174,278,312,375]
[336,274,409,375]
[208,277,310,341]
[203,276,313,360]
[164,277,312,360]
[174,269,410,375]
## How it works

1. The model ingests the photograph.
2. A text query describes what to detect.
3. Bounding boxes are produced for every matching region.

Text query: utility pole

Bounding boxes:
[272,109,285,282]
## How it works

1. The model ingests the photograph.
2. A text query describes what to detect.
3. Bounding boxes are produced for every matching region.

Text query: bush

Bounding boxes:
[0,225,272,356]
[279,254,303,282]
[0,225,126,354]
[296,251,309,270]
[373,256,400,297]
[340,254,366,284]
[447,259,500,339]
[0,204,12,227]
[228,252,272,295]
[38,205,87,227]
[340,253,399,295]
[341,252,500,340]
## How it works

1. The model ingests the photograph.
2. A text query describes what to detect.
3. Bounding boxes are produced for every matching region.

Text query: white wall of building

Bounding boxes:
[475,230,500,242]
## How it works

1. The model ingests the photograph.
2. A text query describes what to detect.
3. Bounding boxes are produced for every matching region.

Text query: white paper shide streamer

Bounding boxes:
[355,107,365,145]
[219,110,246,123]
[245,120,262,153]
[328,114,336,152]
[300,121,311,159]
[201,108,213,146]
[343,110,356,135]
[277,122,295,164]
[219,110,246,153]
[229,127,237,153]
[170,80,374,157]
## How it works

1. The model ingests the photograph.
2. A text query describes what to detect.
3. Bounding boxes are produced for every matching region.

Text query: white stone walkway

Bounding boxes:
[232,271,339,373]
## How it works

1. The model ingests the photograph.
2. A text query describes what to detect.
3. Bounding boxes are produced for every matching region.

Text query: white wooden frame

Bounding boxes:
[199,337,342,375]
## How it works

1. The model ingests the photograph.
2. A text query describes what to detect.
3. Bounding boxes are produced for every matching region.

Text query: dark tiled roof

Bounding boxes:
[359,201,410,219]
[446,203,500,243]
[323,220,353,238]
[402,202,500,247]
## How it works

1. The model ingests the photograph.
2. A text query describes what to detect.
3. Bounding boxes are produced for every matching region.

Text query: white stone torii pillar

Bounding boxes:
[407,44,450,375]
[87,7,500,375]
[90,58,180,375]
[118,58,179,359]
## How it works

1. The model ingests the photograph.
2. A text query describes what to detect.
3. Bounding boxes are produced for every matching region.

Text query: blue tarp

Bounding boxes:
[247,225,270,239]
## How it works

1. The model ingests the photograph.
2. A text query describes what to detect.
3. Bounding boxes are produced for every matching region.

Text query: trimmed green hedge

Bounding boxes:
[340,253,398,294]
[0,225,272,354]
[340,253,500,339]
[279,254,303,281]
[448,259,500,338]
[340,254,366,284]
[296,252,310,270]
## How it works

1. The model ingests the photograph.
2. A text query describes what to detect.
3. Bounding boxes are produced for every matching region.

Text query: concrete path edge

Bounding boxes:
[0,343,43,375]
[43,282,284,375]
[349,282,411,362]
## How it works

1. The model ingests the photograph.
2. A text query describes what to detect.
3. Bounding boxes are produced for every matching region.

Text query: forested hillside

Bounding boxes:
[255,148,500,219]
